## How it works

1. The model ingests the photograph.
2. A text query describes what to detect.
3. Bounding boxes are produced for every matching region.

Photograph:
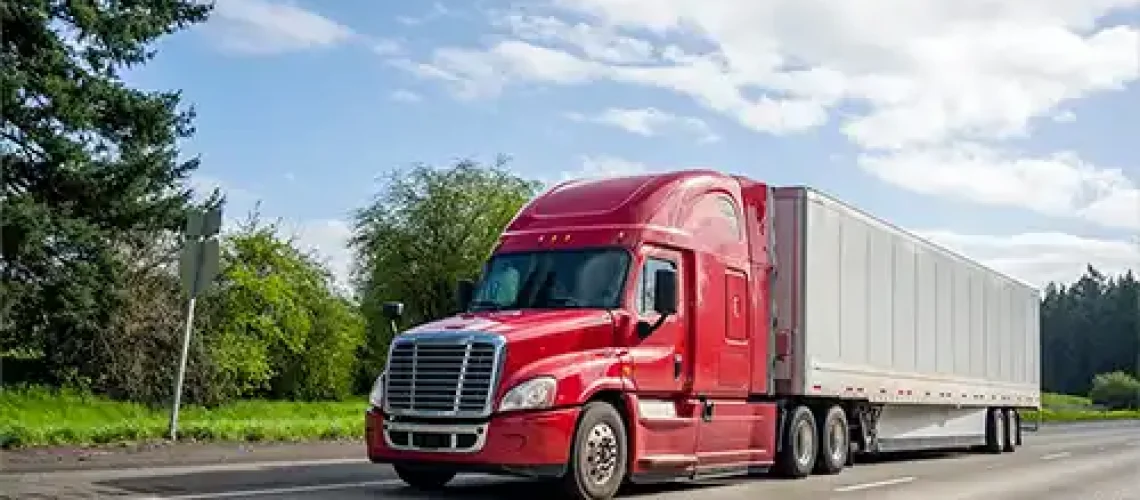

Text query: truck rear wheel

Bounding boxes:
[1002,409,1017,452]
[774,405,817,478]
[813,405,849,475]
[1012,410,1023,446]
[561,401,628,500]
[984,407,1004,454]
[393,463,456,491]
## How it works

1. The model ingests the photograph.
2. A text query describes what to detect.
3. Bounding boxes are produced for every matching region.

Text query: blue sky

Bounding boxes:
[124,0,1140,288]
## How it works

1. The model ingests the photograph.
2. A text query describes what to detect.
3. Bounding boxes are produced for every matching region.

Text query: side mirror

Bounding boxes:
[638,268,678,339]
[456,279,476,312]
[382,301,404,321]
[653,268,678,315]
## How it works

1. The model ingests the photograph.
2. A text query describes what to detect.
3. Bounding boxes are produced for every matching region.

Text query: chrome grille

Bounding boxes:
[383,333,503,418]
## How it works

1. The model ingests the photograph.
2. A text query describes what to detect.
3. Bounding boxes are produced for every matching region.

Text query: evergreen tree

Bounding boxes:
[1,0,213,387]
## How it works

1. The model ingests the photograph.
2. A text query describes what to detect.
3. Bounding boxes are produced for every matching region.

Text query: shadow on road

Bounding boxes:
[95,450,974,498]
[96,463,384,497]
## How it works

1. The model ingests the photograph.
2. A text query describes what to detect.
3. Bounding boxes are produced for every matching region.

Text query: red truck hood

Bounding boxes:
[403,309,621,374]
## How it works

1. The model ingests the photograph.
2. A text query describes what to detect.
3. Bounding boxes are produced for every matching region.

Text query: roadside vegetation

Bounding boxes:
[0,386,365,449]
[2,2,1137,451]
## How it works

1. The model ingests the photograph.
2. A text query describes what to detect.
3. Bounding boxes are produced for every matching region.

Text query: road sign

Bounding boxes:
[184,207,222,238]
[170,207,223,441]
[179,238,220,297]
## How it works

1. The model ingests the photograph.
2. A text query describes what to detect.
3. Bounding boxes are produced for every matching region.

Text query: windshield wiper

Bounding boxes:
[468,300,505,312]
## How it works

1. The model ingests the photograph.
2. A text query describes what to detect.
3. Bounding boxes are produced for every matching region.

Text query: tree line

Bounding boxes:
[1041,267,1139,408]
[2,1,1136,408]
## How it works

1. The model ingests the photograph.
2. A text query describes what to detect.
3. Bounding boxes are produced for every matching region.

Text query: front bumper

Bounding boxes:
[365,406,580,478]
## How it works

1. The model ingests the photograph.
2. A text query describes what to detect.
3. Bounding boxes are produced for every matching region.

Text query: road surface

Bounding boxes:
[4,421,1139,500]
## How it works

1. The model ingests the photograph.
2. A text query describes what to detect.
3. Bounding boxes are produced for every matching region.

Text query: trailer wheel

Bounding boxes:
[560,402,628,500]
[984,408,1004,454]
[813,405,849,475]
[1012,410,1023,446]
[1002,409,1017,452]
[774,405,817,478]
[393,464,456,491]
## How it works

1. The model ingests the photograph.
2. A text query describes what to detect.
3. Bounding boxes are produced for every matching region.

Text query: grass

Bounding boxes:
[3,387,1138,450]
[1041,392,1094,408]
[1023,392,1140,423]
[0,386,367,449]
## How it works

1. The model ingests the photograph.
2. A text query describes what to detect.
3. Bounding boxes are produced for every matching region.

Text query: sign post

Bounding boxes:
[169,207,222,440]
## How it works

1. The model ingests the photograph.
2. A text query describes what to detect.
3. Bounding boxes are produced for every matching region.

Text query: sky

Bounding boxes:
[124,0,1140,291]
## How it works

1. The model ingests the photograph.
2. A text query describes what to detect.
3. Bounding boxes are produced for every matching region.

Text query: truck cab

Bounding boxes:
[365,170,780,499]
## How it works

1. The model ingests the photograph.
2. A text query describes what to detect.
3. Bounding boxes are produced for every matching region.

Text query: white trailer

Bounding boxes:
[771,186,1041,454]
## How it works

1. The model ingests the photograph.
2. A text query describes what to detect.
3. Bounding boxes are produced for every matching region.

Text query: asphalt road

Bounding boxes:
[4,421,1139,500]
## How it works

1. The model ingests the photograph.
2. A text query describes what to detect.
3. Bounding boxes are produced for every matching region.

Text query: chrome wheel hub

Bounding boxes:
[585,423,619,485]
[795,421,814,466]
[829,419,846,462]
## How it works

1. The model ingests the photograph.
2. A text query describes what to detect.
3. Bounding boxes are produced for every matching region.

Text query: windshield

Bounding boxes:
[469,249,631,312]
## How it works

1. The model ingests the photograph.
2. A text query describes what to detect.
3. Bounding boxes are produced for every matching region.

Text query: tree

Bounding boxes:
[1089,371,1140,410]
[1,0,214,387]
[1040,266,1139,397]
[350,158,542,387]
[202,215,365,403]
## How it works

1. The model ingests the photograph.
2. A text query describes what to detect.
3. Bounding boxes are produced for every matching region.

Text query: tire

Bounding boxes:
[1013,410,1023,446]
[560,402,628,500]
[1002,409,1017,452]
[984,408,1004,454]
[813,405,849,475]
[774,405,817,478]
[393,463,456,491]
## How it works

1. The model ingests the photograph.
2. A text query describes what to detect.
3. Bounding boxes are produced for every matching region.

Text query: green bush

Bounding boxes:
[1089,371,1140,410]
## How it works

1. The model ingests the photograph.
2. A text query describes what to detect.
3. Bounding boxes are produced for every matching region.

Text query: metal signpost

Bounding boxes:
[169,207,222,440]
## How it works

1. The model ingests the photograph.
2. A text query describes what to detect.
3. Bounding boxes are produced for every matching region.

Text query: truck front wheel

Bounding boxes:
[393,463,456,491]
[561,402,628,500]
[774,405,817,478]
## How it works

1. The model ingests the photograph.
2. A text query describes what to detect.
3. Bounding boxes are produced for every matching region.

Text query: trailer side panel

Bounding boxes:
[772,187,1040,409]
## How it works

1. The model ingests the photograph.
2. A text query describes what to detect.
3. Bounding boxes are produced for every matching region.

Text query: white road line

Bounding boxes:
[131,479,402,500]
[5,458,372,480]
[1041,451,1072,461]
[834,476,916,493]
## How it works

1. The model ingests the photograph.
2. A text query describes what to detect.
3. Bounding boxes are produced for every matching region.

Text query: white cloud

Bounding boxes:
[401,1,1139,142]
[291,219,354,292]
[559,155,649,182]
[397,2,453,26]
[397,2,1139,225]
[372,39,403,56]
[389,89,423,103]
[860,144,1140,230]
[494,13,655,64]
[916,230,1140,288]
[567,107,719,142]
[1052,110,1077,123]
[206,0,355,55]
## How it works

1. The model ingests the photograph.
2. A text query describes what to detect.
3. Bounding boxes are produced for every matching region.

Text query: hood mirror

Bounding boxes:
[456,279,476,312]
[382,301,404,335]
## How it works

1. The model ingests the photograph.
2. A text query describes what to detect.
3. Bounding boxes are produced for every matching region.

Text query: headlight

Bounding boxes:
[369,372,386,408]
[498,377,557,413]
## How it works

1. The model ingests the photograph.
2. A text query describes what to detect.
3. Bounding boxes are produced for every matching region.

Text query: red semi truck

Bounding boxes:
[365,170,1041,499]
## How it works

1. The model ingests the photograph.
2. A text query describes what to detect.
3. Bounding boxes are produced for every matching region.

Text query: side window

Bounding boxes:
[638,257,678,315]
[716,195,742,240]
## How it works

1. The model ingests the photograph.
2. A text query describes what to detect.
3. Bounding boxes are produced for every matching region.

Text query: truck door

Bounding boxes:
[628,247,687,396]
